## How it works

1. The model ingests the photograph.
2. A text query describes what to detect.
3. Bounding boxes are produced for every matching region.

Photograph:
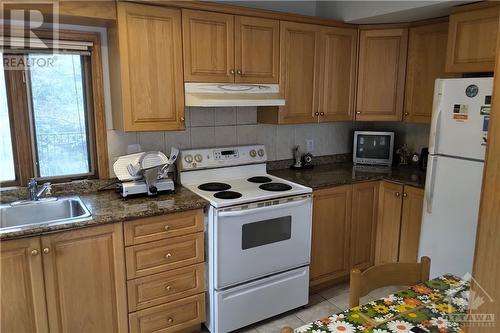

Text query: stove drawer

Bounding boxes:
[212,266,309,333]
[124,209,203,246]
[129,293,205,333]
[126,233,204,279]
[127,263,205,311]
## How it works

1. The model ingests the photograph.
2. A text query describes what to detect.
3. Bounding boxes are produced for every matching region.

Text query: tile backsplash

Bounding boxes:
[107,107,354,177]
[107,107,430,177]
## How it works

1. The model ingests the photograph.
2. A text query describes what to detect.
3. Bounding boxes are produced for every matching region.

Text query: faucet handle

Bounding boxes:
[28,178,37,187]
[44,183,52,196]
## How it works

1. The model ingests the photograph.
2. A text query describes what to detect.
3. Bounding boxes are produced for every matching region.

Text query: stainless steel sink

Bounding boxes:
[0,196,92,232]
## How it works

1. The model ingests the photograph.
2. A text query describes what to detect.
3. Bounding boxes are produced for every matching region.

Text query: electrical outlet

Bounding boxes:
[306,139,314,152]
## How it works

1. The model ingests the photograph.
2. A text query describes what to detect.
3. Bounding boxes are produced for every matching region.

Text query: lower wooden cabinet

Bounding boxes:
[1,237,48,333]
[375,181,424,264]
[0,223,128,333]
[310,180,424,289]
[310,185,352,286]
[350,182,379,271]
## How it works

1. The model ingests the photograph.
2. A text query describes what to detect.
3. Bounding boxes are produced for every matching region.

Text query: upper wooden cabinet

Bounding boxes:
[446,5,499,73]
[356,28,408,121]
[405,22,456,123]
[1,237,48,333]
[235,16,280,83]
[277,21,320,124]
[350,182,379,271]
[317,26,358,122]
[182,10,234,83]
[310,185,352,287]
[109,2,185,131]
[183,9,279,83]
[258,21,357,124]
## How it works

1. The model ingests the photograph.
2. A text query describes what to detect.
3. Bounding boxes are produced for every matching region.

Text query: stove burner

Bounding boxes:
[259,182,293,192]
[198,182,231,191]
[214,191,242,199]
[247,176,272,183]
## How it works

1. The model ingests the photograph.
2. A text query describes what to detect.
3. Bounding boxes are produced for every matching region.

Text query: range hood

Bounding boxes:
[185,83,286,107]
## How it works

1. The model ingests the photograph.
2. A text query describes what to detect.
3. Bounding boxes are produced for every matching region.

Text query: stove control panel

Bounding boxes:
[177,145,266,171]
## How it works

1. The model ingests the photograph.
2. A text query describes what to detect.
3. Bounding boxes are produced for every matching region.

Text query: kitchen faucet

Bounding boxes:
[27,178,52,201]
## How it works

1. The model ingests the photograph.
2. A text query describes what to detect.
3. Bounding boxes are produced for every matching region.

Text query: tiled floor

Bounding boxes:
[202,283,404,333]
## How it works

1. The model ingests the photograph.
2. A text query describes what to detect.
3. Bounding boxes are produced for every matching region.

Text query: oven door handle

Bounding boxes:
[217,197,311,218]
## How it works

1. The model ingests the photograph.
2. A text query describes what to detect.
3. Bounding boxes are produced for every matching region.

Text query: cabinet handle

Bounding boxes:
[403,192,408,198]
[164,225,170,231]
[356,111,361,115]
[165,285,172,291]
[404,112,410,116]
[180,117,185,122]
[42,248,50,254]
[168,318,174,323]
[319,112,325,116]
[229,69,235,75]
[165,253,172,259]
[236,69,242,75]
[31,249,39,256]
[395,192,401,197]
[314,112,320,116]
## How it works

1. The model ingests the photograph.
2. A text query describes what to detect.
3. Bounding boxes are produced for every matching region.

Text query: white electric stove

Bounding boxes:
[177,145,313,333]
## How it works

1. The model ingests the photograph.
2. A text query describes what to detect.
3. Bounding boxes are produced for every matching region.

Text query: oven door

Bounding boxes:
[214,195,312,289]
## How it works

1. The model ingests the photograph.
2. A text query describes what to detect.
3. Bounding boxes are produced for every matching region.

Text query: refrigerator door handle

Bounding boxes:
[429,108,442,154]
[425,156,438,214]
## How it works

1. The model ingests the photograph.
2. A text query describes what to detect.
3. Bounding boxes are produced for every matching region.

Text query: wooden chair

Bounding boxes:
[349,256,431,308]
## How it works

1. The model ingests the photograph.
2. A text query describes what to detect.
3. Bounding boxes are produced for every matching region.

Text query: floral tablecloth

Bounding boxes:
[296,274,470,333]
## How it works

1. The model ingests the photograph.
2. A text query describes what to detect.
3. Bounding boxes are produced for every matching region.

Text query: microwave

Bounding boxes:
[353,131,394,166]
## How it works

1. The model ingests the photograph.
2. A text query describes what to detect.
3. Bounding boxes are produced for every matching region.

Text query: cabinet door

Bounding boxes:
[1,237,48,333]
[399,186,424,262]
[356,29,408,121]
[42,224,128,333]
[318,26,357,122]
[234,16,279,84]
[405,22,457,123]
[351,182,379,271]
[446,6,499,73]
[182,9,234,83]
[278,21,320,124]
[375,181,404,264]
[310,185,352,286]
[113,2,185,131]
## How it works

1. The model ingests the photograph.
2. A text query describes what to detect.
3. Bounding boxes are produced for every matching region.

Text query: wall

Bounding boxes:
[107,107,355,176]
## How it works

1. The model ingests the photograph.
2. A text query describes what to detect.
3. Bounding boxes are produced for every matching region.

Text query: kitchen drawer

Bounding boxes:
[129,293,205,333]
[126,233,204,279]
[124,209,204,246]
[127,263,205,311]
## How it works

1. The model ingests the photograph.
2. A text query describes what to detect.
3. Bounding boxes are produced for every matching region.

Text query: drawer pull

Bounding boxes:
[164,225,170,231]
[165,285,172,291]
[168,317,174,323]
[165,253,172,259]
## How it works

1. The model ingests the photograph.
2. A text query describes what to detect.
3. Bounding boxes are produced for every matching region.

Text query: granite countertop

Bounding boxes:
[269,163,426,190]
[0,186,208,241]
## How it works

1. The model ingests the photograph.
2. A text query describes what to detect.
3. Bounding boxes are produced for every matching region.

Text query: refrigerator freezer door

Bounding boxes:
[430,78,492,160]
[419,155,484,278]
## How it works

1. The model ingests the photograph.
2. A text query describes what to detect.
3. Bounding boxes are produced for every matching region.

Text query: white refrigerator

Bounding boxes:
[418,77,493,278]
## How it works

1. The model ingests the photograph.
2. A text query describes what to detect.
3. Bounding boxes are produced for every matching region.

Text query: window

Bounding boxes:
[28,53,92,178]
[0,55,16,182]
[0,30,107,186]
